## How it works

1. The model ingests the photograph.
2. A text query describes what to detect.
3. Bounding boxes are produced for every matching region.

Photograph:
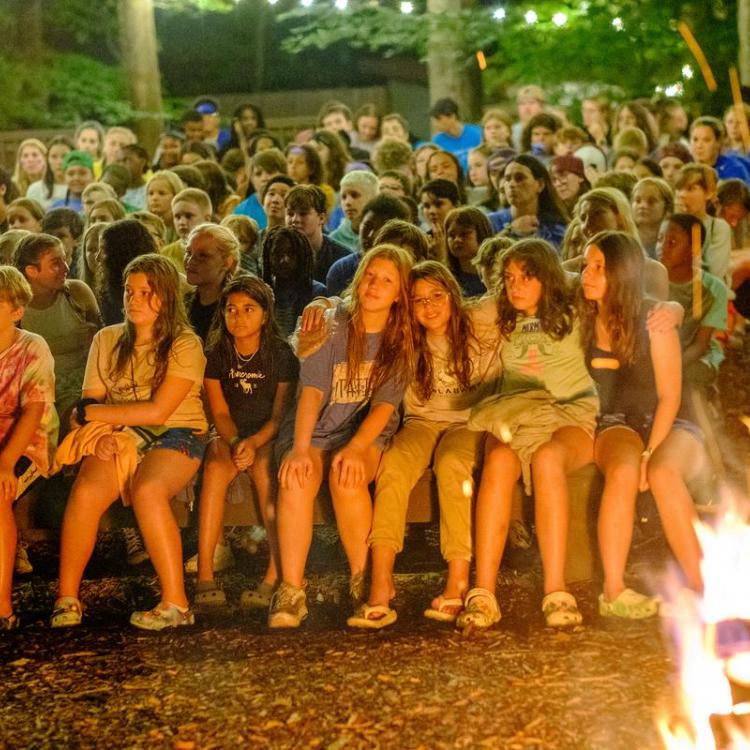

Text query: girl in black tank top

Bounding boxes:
[580,231,705,618]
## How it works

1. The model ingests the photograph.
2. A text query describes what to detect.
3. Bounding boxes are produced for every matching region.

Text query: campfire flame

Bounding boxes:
[659,490,750,749]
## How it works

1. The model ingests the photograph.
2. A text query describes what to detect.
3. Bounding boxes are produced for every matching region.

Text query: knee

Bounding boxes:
[531,442,565,475]
[131,479,169,507]
[603,460,639,489]
[328,471,368,500]
[647,458,679,489]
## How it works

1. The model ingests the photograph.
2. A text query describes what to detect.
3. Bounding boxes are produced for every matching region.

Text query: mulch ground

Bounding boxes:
[1,340,749,750]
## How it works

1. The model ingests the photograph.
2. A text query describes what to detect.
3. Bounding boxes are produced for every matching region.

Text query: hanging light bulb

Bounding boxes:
[524,9,538,24]
[492,7,506,21]
[552,12,567,27]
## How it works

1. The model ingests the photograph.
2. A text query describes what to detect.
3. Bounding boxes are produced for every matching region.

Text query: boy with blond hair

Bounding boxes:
[0,266,58,629]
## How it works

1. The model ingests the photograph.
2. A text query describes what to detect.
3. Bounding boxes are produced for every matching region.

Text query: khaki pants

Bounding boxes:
[369,420,484,561]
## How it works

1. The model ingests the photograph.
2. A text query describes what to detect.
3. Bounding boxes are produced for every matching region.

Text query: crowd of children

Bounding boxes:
[1,88,747,632]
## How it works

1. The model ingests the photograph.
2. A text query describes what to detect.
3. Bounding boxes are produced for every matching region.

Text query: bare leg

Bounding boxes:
[58,456,120,599]
[196,439,238,583]
[249,442,279,586]
[474,436,522,592]
[367,545,397,608]
[276,448,324,588]
[595,427,643,601]
[647,430,704,591]
[130,449,201,609]
[532,427,594,596]
[0,498,16,617]
[329,445,382,578]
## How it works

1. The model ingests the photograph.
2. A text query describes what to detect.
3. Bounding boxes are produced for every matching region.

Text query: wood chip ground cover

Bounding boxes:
[2,340,748,750]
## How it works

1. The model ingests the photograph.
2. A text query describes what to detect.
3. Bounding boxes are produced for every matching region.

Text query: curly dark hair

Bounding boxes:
[496,238,574,340]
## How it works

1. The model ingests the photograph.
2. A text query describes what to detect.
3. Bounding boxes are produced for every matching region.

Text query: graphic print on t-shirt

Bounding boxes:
[228,364,266,396]
[330,361,373,404]
[512,319,550,378]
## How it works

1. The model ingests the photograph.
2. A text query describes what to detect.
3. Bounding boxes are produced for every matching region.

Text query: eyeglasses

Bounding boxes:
[411,290,448,309]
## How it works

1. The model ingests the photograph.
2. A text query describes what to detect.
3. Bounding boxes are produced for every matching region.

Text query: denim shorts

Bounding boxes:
[596,412,703,444]
[145,428,208,461]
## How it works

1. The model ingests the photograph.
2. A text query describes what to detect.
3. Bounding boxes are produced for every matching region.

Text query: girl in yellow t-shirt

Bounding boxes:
[52,254,208,632]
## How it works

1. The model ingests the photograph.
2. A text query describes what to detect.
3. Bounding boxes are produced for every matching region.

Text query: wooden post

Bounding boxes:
[118,0,164,155]
[426,0,480,122]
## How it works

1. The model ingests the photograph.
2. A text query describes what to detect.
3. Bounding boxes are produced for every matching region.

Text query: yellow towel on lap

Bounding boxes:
[54,423,140,505]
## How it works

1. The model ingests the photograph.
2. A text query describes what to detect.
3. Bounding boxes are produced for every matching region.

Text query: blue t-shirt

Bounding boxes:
[714,153,750,184]
[300,306,405,450]
[326,253,361,297]
[49,194,83,212]
[488,208,567,251]
[433,124,483,171]
[233,194,267,230]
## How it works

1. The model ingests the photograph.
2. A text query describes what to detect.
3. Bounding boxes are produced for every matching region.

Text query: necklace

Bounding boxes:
[234,345,259,365]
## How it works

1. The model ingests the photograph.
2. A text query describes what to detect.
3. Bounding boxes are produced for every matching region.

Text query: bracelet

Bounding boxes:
[229,436,242,448]
[641,447,654,461]
[75,398,100,426]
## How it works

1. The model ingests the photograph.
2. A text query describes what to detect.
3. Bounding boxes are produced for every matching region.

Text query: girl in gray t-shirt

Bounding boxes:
[270,245,414,629]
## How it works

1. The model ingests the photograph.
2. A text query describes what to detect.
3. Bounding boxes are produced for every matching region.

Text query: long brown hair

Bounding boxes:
[578,231,645,365]
[410,261,475,401]
[112,254,190,391]
[496,239,574,340]
[206,273,284,370]
[345,243,414,397]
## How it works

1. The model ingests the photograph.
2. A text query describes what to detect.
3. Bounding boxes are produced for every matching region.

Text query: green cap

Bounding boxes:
[63,150,94,172]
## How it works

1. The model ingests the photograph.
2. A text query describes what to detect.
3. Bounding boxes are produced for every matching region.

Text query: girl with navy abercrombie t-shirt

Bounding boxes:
[195,275,298,609]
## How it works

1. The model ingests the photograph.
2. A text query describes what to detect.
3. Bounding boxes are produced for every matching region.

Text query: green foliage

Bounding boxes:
[280,0,739,111]
[279,5,428,56]
[0,53,132,129]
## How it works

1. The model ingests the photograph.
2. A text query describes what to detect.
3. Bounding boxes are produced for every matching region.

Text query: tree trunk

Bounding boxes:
[740,0,750,87]
[118,0,164,154]
[10,0,43,59]
[426,0,480,122]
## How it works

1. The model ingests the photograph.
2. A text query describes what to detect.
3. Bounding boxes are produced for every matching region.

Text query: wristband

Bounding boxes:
[229,436,242,448]
[75,398,100,426]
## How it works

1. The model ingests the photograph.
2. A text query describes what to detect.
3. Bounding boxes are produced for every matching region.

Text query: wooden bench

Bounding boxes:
[14,465,602,583]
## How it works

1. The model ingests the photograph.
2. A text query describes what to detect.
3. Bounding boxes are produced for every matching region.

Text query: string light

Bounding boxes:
[300,0,313,5]
[492,7,506,21]
[334,0,348,8]
[682,64,694,79]
[552,11,567,26]
[400,1,413,12]
[524,9,538,24]
[612,16,624,31]
[665,82,684,97]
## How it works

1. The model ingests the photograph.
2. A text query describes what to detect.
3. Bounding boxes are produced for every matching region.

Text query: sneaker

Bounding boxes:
[268,582,308,628]
[14,542,33,575]
[123,528,150,566]
[184,542,234,575]
[50,596,83,628]
[130,603,195,631]
[0,613,20,630]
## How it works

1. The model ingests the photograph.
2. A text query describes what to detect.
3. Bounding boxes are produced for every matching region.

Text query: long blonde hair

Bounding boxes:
[345,243,414,397]
[13,138,47,196]
[112,254,190,391]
